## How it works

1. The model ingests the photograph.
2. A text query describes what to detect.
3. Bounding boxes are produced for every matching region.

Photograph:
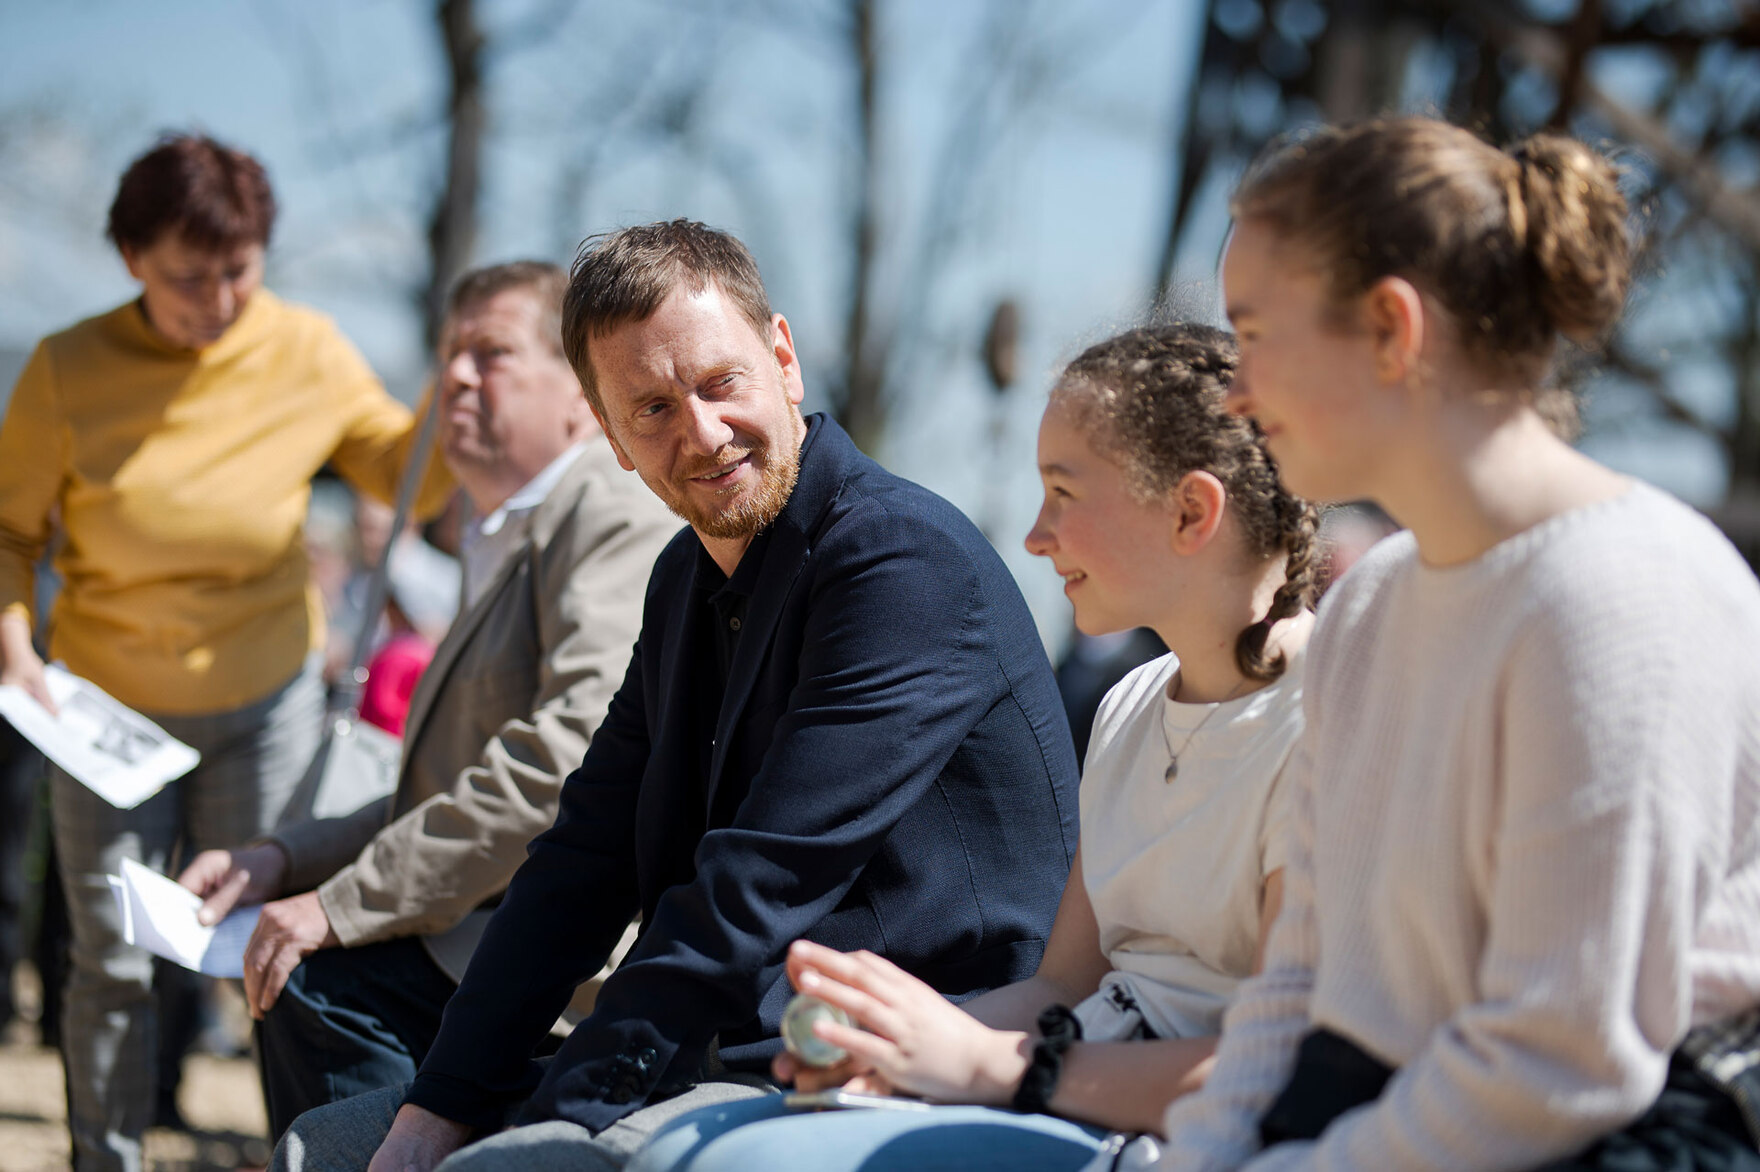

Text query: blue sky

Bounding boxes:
[0,0,1736,650]
[0,0,1220,650]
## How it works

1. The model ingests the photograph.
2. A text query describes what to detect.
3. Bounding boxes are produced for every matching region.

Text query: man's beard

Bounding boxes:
[661,440,800,540]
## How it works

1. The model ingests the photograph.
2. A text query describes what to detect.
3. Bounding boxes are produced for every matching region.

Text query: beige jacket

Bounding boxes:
[272,438,678,1014]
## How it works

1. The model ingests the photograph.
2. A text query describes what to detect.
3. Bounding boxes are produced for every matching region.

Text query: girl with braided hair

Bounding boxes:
[623,322,1319,1172]
[1157,117,1760,1171]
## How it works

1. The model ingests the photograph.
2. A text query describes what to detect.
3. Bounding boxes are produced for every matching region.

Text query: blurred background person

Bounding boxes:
[357,530,459,737]
[0,541,61,1057]
[1314,502,1399,591]
[0,721,40,1036]
[180,258,676,1140]
[315,494,458,706]
[1055,627,1167,766]
[0,131,451,1172]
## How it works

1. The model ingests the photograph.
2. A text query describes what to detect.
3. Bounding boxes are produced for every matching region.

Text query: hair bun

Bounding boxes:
[1510,133,1630,342]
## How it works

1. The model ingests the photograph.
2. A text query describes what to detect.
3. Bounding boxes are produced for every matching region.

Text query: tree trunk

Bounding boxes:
[1317,0,1416,120]
[426,0,486,348]
[839,0,887,454]
[1151,1,1223,308]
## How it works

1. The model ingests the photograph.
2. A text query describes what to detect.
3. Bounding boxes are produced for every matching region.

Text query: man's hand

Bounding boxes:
[778,940,1030,1107]
[240,890,338,1019]
[177,842,289,926]
[367,1104,473,1172]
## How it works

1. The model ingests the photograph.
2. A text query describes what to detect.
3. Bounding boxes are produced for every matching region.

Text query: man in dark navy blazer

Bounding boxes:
[278,220,1079,1172]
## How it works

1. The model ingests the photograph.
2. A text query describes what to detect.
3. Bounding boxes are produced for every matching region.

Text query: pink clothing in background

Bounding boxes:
[360,631,435,736]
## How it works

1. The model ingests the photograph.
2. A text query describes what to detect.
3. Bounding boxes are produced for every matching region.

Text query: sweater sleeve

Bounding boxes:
[0,342,67,627]
[1231,569,1737,1171]
[1160,739,1318,1170]
[317,325,453,518]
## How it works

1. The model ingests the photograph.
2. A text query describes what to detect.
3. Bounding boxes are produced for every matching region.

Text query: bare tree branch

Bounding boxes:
[875,0,1156,440]
[1451,2,1760,253]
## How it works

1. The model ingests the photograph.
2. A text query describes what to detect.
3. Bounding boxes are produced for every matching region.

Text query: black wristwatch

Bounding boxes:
[1011,1003,1083,1114]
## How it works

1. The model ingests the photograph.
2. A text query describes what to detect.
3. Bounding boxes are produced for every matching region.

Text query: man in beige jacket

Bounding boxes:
[178,261,679,1139]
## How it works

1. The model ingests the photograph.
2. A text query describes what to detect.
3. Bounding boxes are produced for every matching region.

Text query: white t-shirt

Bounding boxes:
[1075,648,1306,1042]
[459,442,586,609]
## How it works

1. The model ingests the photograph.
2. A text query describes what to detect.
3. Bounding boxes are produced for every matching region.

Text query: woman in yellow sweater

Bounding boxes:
[0,133,449,1172]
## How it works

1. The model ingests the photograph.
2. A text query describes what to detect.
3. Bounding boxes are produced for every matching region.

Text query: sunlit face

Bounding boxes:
[1024,402,1180,637]
[122,233,265,350]
[588,285,806,544]
[1220,220,1390,503]
[438,288,592,490]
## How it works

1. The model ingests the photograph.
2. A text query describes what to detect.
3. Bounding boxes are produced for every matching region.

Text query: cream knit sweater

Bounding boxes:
[1160,483,1760,1171]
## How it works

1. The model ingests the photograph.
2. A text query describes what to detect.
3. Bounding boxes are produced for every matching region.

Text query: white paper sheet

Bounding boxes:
[110,856,260,978]
[0,665,199,809]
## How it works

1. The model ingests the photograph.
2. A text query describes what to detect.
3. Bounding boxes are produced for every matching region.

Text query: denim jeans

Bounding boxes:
[257,935,460,1141]
[272,1079,776,1172]
[624,1095,1111,1172]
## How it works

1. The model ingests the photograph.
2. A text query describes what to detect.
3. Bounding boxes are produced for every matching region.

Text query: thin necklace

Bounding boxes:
[1161,672,1250,783]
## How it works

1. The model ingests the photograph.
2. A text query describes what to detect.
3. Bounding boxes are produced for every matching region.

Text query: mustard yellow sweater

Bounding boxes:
[0,290,451,715]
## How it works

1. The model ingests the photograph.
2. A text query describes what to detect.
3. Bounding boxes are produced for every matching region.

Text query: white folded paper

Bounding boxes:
[108,856,259,978]
[0,664,198,808]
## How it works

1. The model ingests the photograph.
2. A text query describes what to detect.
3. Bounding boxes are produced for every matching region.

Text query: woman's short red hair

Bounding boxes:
[107,132,277,254]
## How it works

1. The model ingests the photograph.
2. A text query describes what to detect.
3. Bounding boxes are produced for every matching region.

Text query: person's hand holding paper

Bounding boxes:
[110,857,260,978]
[177,841,338,1017]
[0,664,197,807]
[179,842,289,925]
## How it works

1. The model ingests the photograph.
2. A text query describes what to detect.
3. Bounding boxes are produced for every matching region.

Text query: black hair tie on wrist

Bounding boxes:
[1012,1003,1083,1115]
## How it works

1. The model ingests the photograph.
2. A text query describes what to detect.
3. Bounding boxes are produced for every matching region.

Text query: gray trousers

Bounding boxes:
[53,660,324,1172]
[273,1081,775,1172]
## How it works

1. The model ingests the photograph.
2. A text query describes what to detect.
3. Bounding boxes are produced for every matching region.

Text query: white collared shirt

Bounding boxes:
[460,442,586,609]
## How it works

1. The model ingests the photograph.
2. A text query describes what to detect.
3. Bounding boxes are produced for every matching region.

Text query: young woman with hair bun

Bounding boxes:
[621,322,1319,1172]
[1157,117,1760,1170]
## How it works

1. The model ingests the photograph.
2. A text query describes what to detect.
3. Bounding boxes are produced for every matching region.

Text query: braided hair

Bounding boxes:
[1051,323,1318,682]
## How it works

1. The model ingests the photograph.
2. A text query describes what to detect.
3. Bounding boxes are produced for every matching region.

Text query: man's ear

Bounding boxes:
[771,314,806,407]
[1363,276,1426,385]
[591,404,637,472]
[120,244,144,283]
[1169,470,1227,555]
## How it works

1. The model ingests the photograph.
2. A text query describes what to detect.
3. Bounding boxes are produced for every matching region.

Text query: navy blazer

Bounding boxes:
[408,415,1080,1133]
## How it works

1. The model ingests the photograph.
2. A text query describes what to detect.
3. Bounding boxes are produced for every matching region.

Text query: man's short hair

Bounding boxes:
[561,220,774,414]
[447,260,569,357]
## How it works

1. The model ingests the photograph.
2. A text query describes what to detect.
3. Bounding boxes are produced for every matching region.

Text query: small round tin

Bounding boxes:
[781,993,854,1067]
